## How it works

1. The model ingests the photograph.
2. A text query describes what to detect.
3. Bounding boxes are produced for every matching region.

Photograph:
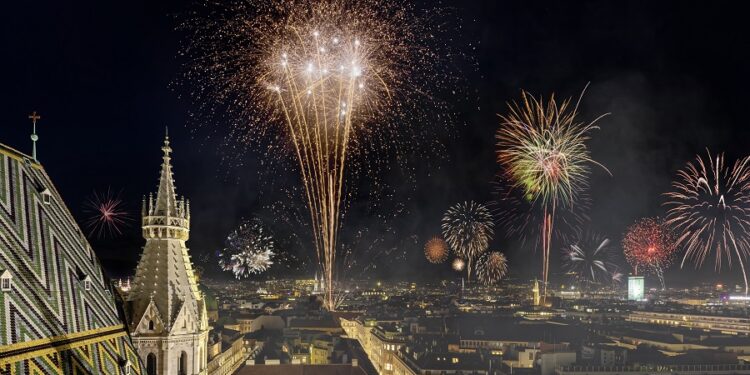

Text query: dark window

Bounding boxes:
[179,351,188,375]
[146,353,157,375]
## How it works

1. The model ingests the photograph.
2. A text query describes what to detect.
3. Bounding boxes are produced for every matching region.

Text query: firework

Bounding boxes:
[424,236,449,264]
[83,189,129,238]
[495,87,608,300]
[622,217,676,289]
[494,176,590,246]
[442,201,495,280]
[180,0,462,310]
[476,251,508,285]
[452,258,466,272]
[562,232,617,285]
[610,269,624,286]
[664,151,750,294]
[219,218,275,279]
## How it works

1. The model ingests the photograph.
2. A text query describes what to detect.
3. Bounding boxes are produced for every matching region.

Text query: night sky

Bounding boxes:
[3,1,749,288]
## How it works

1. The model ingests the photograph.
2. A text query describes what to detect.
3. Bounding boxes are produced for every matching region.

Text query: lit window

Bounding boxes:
[452,357,459,364]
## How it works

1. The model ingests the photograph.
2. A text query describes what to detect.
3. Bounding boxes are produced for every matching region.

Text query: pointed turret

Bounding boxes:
[127,132,208,374]
[154,132,177,216]
[140,131,190,241]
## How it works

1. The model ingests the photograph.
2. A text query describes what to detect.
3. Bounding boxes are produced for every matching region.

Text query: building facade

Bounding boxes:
[626,311,750,335]
[126,134,209,375]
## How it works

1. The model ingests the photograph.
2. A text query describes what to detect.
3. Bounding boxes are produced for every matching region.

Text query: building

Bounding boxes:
[126,133,209,375]
[628,276,645,301]
[312,273,325,295]
[0,143,143,374]
[206,328,247,375]
[556,364,750,375]
[391,346,489,375]
[626,311,750,335]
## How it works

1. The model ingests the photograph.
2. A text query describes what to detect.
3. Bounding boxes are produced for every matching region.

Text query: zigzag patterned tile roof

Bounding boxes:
[0,142,143,374]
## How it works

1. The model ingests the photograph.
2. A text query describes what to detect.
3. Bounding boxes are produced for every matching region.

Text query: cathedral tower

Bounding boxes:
[127,133,208,375]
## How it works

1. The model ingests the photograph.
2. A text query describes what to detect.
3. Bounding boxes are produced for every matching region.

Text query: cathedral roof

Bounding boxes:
[0,141,143,372]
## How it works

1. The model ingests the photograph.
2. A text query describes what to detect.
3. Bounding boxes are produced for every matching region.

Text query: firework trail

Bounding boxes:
[442,201,495,280]
[83,189,130,238]
[495,87,608,301]
[562,231,618,286]
[265,190,409,280]
[664,151,750,294]
[452,258,466,272]
[494,176,590,251]
[424,236,449,264]
[218,218,275,279]
[476,251,508,285]
[622,217,676,289]
[180,0,463,309]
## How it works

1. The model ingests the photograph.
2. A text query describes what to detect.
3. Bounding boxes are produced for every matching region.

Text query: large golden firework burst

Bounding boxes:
[180,0,464,310]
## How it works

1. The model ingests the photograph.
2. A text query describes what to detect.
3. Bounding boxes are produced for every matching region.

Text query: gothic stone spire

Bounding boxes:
[129,132,206,336]
[154,131,177,217]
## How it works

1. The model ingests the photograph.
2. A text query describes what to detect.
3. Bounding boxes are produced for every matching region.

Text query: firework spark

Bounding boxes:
[180,0,463,310]
[476,251,508,285]
[452,258,466,272]
[664,151,750,294]
[562,232,617,285]
[83,189,129,238]
[442,201,495,280]
[495,87,608,300]
[219,218,275,279]
[424,236,449,264]
[622,217,676,289]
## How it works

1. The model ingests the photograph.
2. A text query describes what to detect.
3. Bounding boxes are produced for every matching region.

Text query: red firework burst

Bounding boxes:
[622,217,676,275]
[83,189,130,238]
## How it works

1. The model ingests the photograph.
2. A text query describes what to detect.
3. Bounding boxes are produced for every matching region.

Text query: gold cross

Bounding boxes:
[28,111,41,125]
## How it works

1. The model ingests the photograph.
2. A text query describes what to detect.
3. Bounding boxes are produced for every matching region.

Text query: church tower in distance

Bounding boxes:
[127,132,208,375]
